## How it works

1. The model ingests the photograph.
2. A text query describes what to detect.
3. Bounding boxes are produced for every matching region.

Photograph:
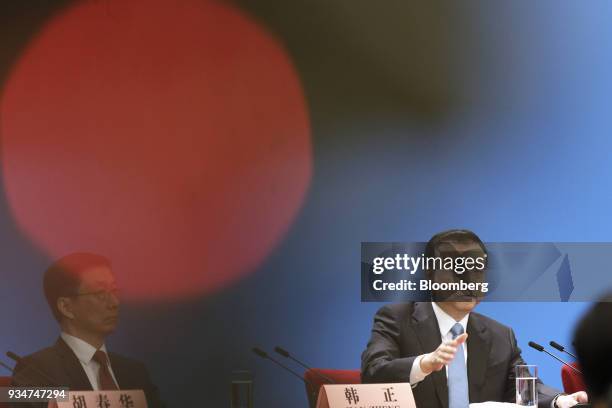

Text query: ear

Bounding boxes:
[57,297,76,320]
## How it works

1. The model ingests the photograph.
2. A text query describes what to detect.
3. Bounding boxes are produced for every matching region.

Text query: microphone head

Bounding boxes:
[274,346,290,358]
[6,351,21,362]
[528,341,545,352]
[251,347,268,359]
[549,341,565,352]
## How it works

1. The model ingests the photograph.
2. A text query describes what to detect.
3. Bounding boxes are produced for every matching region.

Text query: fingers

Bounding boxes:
[572,392,588,403]
[454,333,469,345]
[556,395,574,408]
[422,352,447,374]
[430,352,452,364]
[438,351,455,360]
[442,334,468,349]
[440,344,457,353]
[441,334,467,351]
[434,347,458,364]
[425,334,469,372]
[438,350,453,360]
[557,393,586,408]
[566,399,578,408]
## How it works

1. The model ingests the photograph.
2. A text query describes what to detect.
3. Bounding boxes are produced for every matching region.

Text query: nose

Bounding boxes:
[108,291,120,308]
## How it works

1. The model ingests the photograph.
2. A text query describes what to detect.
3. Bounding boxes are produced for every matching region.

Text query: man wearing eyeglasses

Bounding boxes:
[11,252,163,408]
[361,230,587,408]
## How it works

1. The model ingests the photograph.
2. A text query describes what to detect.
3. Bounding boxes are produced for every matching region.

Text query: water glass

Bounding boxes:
[515,365,538,408]
[231,370,253,408]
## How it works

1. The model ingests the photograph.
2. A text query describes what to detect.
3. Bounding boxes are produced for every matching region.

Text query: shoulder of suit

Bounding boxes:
[377,304,514,334]
[471,311,512,333]
[108,352,147,370]
[12,344,65,386]
[19,344,62,366]
[376,302,416,317]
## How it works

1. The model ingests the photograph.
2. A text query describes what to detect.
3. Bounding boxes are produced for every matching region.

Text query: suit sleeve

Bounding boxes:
[138,363,165,408]
[361,305,418,383]
[505,328,560,408]
[10,357,53,408]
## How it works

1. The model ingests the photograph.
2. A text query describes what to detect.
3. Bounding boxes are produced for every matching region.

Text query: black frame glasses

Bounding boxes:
[70,288,121,302]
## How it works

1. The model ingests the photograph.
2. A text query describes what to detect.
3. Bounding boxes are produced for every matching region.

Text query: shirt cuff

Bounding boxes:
[410,354,429,386]
[551,393,566,408]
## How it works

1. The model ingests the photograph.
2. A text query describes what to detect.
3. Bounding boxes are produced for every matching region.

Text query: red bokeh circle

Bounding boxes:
[1,0,311,300]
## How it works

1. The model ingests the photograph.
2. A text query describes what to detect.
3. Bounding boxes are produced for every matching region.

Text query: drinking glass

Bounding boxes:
[515,365,538,408]
[231,370,253,408]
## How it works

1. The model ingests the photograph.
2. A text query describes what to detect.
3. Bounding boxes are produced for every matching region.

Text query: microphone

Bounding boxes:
[528,342,582,375]
[251,347,318,401]
[6,351,22,362]
[274,346,335,384]
[549,341,578,359]
[6,351,59,386]
[252,347,313,386]
[0,359,13,373]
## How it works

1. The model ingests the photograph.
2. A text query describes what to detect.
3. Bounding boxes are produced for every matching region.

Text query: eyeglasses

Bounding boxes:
[71,288,121,302]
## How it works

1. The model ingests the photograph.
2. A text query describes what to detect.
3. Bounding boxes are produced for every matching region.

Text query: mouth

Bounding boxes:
[446,292,478,302]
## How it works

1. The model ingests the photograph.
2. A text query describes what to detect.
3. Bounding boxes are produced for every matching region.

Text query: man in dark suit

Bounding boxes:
[573,293,612,408]
[11,252,163,408]
[361,230,587,408]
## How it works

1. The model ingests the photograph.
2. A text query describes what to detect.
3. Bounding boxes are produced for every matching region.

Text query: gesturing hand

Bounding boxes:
[420,333,468,374]
[555,391,588,408]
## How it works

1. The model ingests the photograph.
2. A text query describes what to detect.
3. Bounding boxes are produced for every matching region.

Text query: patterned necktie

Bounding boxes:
[448,323,469,408]
[92,350,118,390]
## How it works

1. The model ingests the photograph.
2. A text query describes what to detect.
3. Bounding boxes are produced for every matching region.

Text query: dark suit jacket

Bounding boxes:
[361,302,560,408]
[10,338,164,408]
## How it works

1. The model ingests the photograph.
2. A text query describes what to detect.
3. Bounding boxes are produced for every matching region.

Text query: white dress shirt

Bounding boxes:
[407,304,560,408]
[409,302,469,385]
[60,332,119,390]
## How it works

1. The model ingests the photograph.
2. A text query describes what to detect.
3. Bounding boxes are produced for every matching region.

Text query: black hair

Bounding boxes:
[424,229,487,267]
[573,293,612,404]
[43,252,112,322]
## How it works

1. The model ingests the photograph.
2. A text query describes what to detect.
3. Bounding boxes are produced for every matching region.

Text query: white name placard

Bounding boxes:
[316,383,416,408]
[52,389,147,408]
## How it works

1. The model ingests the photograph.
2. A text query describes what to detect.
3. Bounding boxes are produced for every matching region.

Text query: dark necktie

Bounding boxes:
[92,350,118,390]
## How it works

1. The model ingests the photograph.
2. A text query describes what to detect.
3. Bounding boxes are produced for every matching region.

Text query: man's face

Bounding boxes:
[64,265,120,335]
[447,297,481,313]
[430,240,487,312]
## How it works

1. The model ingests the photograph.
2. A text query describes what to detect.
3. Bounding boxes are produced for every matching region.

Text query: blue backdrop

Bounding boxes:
[1,1,611,407]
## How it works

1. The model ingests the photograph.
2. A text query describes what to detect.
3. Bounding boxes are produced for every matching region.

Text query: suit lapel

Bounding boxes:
[412,304,493,406]
[108,353,125,388]
[412,302,448,408]
[55,338,93,391]
[466,313,491,401]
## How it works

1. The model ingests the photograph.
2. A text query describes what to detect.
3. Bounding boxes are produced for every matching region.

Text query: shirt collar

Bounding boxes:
[61,332,108,365]
[431,302,470,337]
